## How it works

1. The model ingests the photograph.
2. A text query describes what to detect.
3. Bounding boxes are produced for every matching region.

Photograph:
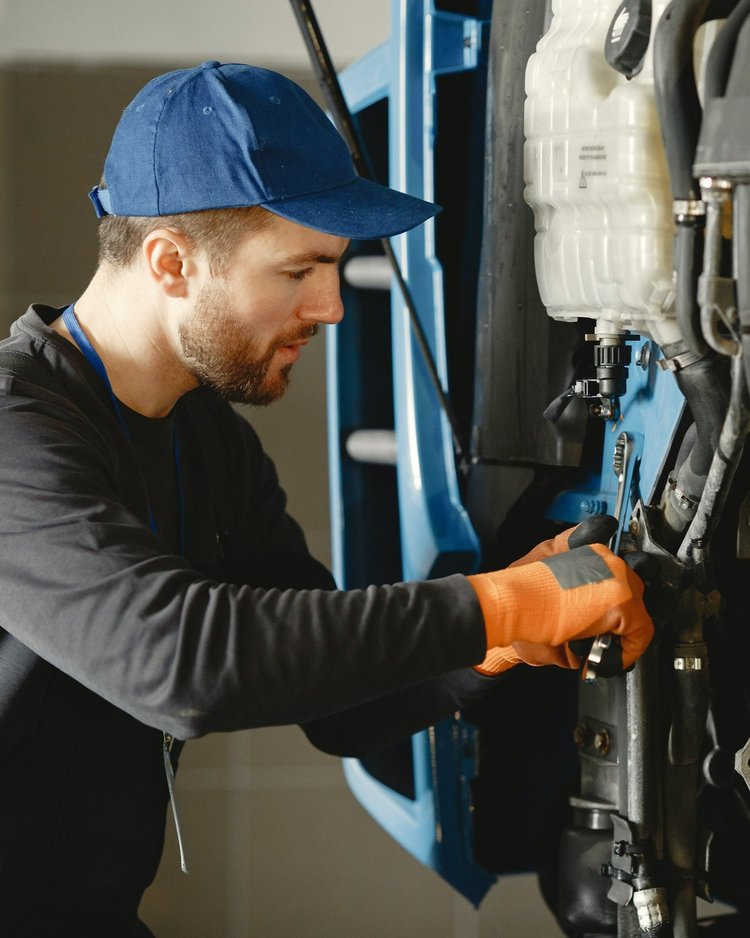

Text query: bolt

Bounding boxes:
[628,518,640,537]
[635,341,651,370]
[574,724,587,748]
[594,729,611,755]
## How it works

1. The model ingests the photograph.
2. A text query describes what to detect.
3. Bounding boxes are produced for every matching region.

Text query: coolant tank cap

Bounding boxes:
[605,0,652,79]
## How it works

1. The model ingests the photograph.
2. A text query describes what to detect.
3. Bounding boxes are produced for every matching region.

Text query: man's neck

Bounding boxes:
[52,269,197,418]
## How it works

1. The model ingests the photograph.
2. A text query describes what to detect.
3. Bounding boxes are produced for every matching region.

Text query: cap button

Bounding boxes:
[200,60,221,70]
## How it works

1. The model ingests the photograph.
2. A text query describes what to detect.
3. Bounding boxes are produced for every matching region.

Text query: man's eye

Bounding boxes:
[289,267,313,281]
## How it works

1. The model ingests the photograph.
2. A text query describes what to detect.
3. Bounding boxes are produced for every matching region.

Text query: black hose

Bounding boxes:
[654,2,739,361]
[672,355,728,480]
[673,224,708,357]
[656,346,729,548]
[654,0,711,200]
[678,354,750,568]
[653,0,738,199]
[737,184,750,395]
[703,0,750,100]
[672,354,730,479]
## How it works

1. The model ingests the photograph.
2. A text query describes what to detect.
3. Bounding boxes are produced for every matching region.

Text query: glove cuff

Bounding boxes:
[467,566,548,648]
[473,646,522,675]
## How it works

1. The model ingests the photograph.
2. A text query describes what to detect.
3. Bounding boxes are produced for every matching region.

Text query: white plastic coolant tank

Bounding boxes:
[523,0,678,346]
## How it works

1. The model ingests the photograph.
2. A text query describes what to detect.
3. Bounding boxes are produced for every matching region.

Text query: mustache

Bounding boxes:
[272,323,319,350]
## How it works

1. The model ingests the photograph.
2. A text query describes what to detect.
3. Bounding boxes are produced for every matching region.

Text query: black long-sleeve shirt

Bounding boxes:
[0,305,495,935]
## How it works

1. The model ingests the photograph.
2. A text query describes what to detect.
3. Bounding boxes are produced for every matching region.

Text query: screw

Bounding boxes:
[635,342,651,370]
[580,499,606,515]
[594,729,611,755]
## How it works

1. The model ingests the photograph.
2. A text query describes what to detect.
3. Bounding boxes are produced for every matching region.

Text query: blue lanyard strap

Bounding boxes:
[63,304,131,440]
[62,304,185,555]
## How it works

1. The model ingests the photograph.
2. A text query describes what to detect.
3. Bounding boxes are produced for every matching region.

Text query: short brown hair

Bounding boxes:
[97,202,275,275]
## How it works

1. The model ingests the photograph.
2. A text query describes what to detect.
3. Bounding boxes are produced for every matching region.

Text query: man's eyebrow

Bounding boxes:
[281,249,349,266]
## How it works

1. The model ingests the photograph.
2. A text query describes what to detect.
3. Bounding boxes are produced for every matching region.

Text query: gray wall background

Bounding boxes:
[0,2,567,935]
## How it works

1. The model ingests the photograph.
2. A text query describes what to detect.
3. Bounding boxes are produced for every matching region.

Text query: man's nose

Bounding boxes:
[298,270,345,326]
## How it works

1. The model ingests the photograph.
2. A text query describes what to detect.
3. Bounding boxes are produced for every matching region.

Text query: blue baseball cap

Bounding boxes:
[89,60,441,240]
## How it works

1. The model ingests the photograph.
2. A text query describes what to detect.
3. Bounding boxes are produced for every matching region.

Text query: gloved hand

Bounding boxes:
[566,549,662,676]
[474,515,618,674]
[508,514,618,568]
[469,539,653,677]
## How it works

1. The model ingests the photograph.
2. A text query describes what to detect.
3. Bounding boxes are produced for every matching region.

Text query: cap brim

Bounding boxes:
[261,176,441,240]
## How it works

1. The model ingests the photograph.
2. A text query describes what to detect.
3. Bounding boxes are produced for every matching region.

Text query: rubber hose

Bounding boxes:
[703,0,750,101]
[673,353,730,479]
[654,0,738,198]
[654,0,712,199]
[736,184,750,395]
[653,350,728,547]
[674,224,708,357]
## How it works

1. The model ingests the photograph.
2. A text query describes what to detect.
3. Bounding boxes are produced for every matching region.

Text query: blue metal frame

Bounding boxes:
[327,0,494,907]
[387,0,484,584]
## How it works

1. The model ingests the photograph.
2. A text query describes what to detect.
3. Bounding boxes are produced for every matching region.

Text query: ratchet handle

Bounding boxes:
[574,551,659,681]
[570,634,624,680]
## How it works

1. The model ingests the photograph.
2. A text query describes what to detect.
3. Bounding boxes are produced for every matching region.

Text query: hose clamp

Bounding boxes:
[673,199,706,223]
[657,348,704,372]
[665,475,701,513]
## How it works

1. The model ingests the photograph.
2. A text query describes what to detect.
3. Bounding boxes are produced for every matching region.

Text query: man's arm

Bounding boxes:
[0,384,488,740]
[300,668,498,758]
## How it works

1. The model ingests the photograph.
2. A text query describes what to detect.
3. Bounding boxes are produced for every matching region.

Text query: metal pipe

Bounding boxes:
[625,647,675,938]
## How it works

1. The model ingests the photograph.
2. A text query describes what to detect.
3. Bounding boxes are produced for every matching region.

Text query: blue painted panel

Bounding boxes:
[339,42,390,112]
[547,338,686,529]
[388,0,481,581]
[329,0,495,908]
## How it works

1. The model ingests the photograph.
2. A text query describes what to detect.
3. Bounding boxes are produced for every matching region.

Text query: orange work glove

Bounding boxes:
[508,514,618,568]
[474,515,618,674]
[468,542,653,676]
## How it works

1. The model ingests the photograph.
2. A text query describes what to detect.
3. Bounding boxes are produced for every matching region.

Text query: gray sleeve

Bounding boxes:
[301,667,501,758]
[0,386,487,740]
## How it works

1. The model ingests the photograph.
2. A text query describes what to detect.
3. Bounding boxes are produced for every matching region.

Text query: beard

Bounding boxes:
[178,281,317,406]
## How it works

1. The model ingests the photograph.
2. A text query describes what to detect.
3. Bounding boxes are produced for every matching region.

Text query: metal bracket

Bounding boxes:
[604,814,637,906]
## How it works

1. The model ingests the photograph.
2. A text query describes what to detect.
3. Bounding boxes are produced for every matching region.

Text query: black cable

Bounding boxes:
[288,0,374,179]
[288,0,469,469]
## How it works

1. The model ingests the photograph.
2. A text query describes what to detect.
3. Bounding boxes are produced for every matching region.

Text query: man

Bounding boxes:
[0,61,653,935]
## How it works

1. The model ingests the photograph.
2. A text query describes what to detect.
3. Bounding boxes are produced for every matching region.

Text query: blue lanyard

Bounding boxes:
[62,304,185,556]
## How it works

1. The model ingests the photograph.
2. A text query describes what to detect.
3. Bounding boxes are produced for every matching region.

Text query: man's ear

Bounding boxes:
[142,228,201,298]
